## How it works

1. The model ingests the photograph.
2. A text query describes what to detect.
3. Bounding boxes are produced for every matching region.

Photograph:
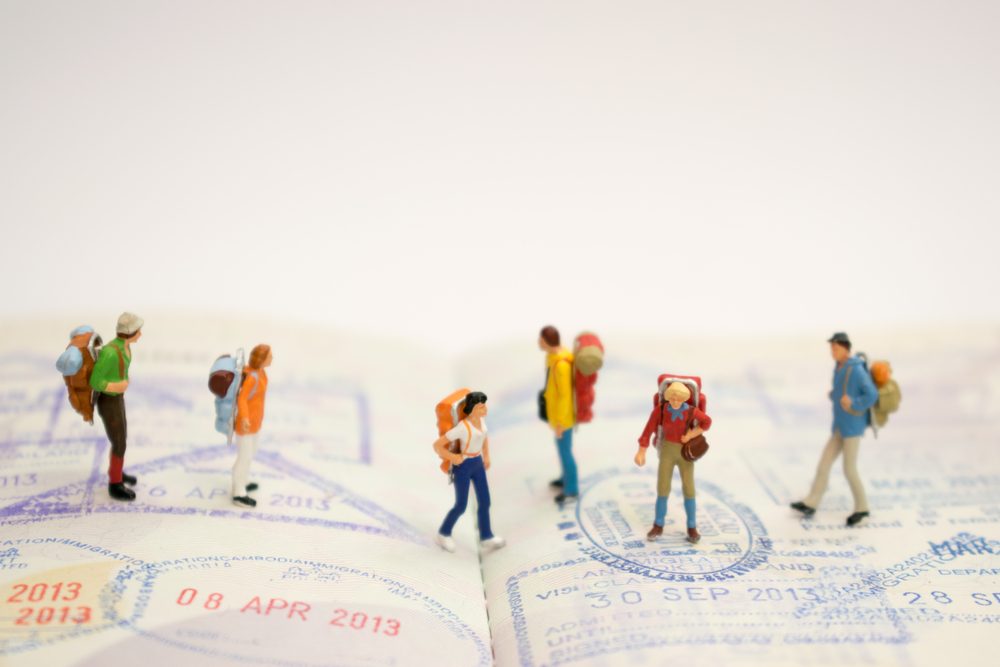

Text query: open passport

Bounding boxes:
[1,316,997,666]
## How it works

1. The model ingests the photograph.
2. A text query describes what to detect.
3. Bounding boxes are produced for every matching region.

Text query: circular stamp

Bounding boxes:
[97,553,492,666]
[570,467,773,582]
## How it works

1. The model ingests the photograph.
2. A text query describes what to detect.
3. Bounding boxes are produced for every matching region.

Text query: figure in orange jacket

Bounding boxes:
[232,344,271,508]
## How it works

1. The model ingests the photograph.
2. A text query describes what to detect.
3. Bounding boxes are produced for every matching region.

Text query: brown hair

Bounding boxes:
[540,325,560,347]
[248,344,271,369]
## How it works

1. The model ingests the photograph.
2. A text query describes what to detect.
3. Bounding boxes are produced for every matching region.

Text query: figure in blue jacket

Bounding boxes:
[791,332,878,526]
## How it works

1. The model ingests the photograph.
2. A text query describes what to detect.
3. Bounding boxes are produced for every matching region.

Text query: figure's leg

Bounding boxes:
[803,433,844,508]
[679,457,697,528]
[439,462,472,537]
[232,434,255,503]
[654,447,676,527]
[98,394,126,484]
[842,436,869,513]
[98,394,134,501]
[470,459,494,540]
[556,429,579,496]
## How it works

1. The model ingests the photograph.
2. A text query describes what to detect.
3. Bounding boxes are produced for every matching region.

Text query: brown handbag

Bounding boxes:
[680,405,709,462]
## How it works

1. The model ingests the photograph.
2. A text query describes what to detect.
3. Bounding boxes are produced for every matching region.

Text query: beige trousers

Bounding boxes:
[232,433,259,497]
[657,442,695,498]
[804,430,868,512]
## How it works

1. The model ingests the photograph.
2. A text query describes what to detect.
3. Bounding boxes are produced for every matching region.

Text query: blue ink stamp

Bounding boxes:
[570,467,773,582]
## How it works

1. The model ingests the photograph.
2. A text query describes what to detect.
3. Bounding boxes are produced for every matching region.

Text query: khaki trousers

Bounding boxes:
[657,442,695,499]
[804,430,869,512]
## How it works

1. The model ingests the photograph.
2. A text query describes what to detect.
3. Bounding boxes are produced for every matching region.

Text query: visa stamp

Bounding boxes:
[101,553,492,666]
[0,538,143,655]
[567,467,773,582]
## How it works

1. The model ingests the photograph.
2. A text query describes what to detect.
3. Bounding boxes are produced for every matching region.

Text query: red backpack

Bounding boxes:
[652,373,706,442]
[572,332,604,423]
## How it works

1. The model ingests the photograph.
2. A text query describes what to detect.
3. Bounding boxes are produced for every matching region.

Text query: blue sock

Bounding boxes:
[654,496,668,526]
[684,497,697,528]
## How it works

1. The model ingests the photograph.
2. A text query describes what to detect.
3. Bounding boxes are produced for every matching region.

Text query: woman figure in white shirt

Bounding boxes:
[433,391,506,553]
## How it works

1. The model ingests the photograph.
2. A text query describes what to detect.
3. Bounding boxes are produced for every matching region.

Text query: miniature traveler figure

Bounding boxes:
[232,344,271,508]
[56,325,102,423]
[89,312,143,501]
[538,326,579,504]
[634,377,712,543]
[434,391,505,553]
[791,332,878,526]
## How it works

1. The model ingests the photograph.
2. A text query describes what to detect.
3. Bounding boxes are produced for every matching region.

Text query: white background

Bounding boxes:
[2,1,998,355]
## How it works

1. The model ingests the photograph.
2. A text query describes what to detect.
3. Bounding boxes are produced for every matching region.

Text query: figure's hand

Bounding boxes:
[680,432,690,444]
[483,458,491,471]
[554,426,565,438]
[634,449,646,467]
[449,453,464,466]
[106,380,129,393]
[839,395,853,411]
[240,418,251,431]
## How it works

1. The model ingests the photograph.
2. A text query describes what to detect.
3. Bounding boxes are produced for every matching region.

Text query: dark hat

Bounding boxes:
[827,332,851,346]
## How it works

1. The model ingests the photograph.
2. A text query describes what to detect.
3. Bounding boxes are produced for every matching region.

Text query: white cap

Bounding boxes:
[116,312,144,336]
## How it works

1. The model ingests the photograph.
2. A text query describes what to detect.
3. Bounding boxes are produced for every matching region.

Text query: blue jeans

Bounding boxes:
[555,429,579,495]
[439,456,494,540]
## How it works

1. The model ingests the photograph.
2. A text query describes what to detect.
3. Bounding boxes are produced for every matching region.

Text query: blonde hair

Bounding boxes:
[248,344,271,370]
[664,381,691,402]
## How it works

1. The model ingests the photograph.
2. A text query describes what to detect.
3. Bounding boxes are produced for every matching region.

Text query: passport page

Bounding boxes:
[460,328,1000,666]
[0,316,492,667]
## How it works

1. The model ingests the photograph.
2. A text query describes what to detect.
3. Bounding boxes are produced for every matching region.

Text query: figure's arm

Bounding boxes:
[634,408,659,466]
[637,408,659,448]
[851,369,879,412]
[433,435,463,465]
[237,374,255,430]
[483,437,490,470]
[682,409,711,443]
[550,361,575,433]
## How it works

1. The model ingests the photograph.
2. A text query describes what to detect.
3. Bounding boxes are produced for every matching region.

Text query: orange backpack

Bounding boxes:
[436,388,473,475]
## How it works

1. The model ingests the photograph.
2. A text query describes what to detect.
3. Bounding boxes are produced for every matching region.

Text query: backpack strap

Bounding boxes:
[686,404,699,429]
[460,419,472,455]
[113,343,125,381]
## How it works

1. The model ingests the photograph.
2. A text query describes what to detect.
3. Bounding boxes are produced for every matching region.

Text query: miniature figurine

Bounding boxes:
[55,325,102,424]
[433,390,505,553]
[634,376,712,543]
[89,312,143,501]
[538,327,604,505]
[791,332,879,526]
[538,326,578,504]
[232,344,272,508]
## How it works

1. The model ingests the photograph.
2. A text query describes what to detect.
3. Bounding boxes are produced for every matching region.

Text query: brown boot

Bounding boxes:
[646,524,663,540]
[686,527,701,544]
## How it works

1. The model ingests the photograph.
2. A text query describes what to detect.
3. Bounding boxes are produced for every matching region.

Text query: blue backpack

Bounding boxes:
[208,349,245,444]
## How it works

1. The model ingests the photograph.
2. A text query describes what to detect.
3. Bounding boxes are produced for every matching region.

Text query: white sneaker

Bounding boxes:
[480,536,506,553]
[435,533,456,553]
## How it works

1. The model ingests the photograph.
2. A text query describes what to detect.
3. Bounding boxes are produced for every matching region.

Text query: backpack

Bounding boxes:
[572,332,604,424]
[55,330,103,421]
[208,348,245,445]
[436,388,473,477]
[853,354,902,434]
[652,373,707,449]
[538,332,605,424]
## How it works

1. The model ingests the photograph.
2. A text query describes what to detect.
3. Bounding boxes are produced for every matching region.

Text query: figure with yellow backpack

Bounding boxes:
[538,326,604,505]
[433,390,505,554]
